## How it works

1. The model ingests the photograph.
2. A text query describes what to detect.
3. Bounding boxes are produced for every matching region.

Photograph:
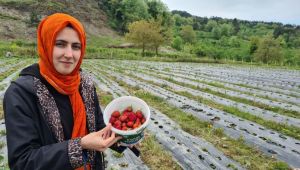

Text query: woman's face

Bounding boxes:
[53,27,81,75]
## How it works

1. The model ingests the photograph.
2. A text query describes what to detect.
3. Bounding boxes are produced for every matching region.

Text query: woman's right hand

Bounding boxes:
[80,123,122,152]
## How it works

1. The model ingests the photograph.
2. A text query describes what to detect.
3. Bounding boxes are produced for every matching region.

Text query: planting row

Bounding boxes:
[134,61,300,98]
[91,69,244,169]
[84,62,300,168]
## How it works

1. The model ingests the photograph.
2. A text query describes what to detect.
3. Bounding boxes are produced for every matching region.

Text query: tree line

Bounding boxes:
[98,0,300,66]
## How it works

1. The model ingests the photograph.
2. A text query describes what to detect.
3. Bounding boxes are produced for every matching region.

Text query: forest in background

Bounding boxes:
[98,0,300,66]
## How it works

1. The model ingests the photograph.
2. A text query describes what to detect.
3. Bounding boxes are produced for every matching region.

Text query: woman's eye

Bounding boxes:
[55,43,65,47]
[72,45,81,50]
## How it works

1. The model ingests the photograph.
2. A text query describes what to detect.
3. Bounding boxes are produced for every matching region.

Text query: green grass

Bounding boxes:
[0,104,3,120]
[139,132,182,170]
[0,130,6,136]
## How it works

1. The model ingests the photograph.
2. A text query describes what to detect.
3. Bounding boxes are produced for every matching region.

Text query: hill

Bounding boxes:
[0,0,117,40]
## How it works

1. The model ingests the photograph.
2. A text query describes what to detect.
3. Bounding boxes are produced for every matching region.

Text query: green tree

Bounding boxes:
[254,35,283,64]
[121,0,150,30]
[205,20,217,32]
[180,25,196,44]
[249,36,259,54]
[146,0,167,19]
[125,20,164,56]
[212,27,221,39]
[171,36,183,51]
[232,18,240,35]
[148,20,165,55]
[220,23,232,37]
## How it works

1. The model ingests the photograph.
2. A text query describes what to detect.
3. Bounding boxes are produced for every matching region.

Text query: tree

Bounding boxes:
[171,36,183,51]
[220,23,232,37]
[121,0,150,30]
[249,36,259,54]
[148,20,165,55]
[125,20,164,56]
[146,0,168,19]
[212,27,221,39]
[232,18,240,35]
[180,25,196,44]
[205,20,217,32]
[254,35,283,64]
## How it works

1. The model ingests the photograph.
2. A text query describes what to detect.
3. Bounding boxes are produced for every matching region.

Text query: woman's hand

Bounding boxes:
[80,124,122,152]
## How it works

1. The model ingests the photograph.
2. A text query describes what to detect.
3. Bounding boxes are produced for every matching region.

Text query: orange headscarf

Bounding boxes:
[37,13,87,140]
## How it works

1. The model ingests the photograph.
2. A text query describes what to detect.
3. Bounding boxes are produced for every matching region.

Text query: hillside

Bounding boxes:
[0,0,116,40]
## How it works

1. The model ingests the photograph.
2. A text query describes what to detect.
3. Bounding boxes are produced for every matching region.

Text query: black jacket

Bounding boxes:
[3,64,124,170]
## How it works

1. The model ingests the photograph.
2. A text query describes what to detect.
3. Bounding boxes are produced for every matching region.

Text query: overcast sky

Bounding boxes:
[160,0,300,25]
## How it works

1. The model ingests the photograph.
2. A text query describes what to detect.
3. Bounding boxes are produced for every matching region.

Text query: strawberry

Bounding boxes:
[127,121,134,127]
[133,122,141,129]
[113,120,121,127]
[122,111,130,117]
[115,125,122,130]
[128,112,137,122]
[122,122,126,127]
[136,110,143,119]
[111,111,120,118]
[109,117,117,124]
[119,115,128,122]
[141,118,146,124]
[136,118,141,123]
[122,126,128,130]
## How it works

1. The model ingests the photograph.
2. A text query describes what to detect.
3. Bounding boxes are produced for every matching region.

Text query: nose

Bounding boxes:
[64,45,73,58]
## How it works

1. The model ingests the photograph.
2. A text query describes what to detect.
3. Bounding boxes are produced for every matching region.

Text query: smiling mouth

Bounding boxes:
[60,61,73,64]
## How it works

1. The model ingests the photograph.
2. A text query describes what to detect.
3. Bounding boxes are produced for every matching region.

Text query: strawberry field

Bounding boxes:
[0,58,299,169]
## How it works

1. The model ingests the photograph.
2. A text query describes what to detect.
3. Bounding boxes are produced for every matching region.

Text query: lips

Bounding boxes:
[60,61,73,64]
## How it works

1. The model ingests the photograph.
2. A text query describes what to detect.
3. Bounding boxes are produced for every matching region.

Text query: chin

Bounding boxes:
[58,69,73,75]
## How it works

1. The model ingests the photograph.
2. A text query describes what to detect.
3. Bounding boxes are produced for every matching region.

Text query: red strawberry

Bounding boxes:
[119,115,128,122]
[136,110,143,119]
[115,125,122,130]
[122,126,128,130]
[136,118,141,123]
[112,111,120,118]
[128,112,137,122]
[133,122,141,129]
[127,121,134,127]
[141,118,146,124]
[122,122,126,127]
[113,120,121,127]
[122,111,130,117]
[109,117,117,124]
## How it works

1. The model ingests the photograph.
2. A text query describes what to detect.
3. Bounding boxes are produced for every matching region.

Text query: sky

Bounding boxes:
[160,0,300,25]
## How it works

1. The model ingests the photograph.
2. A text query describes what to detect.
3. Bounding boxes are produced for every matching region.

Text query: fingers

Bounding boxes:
[100,123,112,133]
[107,133,122,147]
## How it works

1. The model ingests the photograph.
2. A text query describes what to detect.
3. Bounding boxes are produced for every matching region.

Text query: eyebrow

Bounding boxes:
[55,39,81,45]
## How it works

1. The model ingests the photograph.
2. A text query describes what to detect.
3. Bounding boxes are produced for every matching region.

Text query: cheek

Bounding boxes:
[74,51,81,63]
[52,47,62,61]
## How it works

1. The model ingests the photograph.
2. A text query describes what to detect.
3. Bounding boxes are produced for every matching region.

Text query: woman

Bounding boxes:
[3,13,124,170]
